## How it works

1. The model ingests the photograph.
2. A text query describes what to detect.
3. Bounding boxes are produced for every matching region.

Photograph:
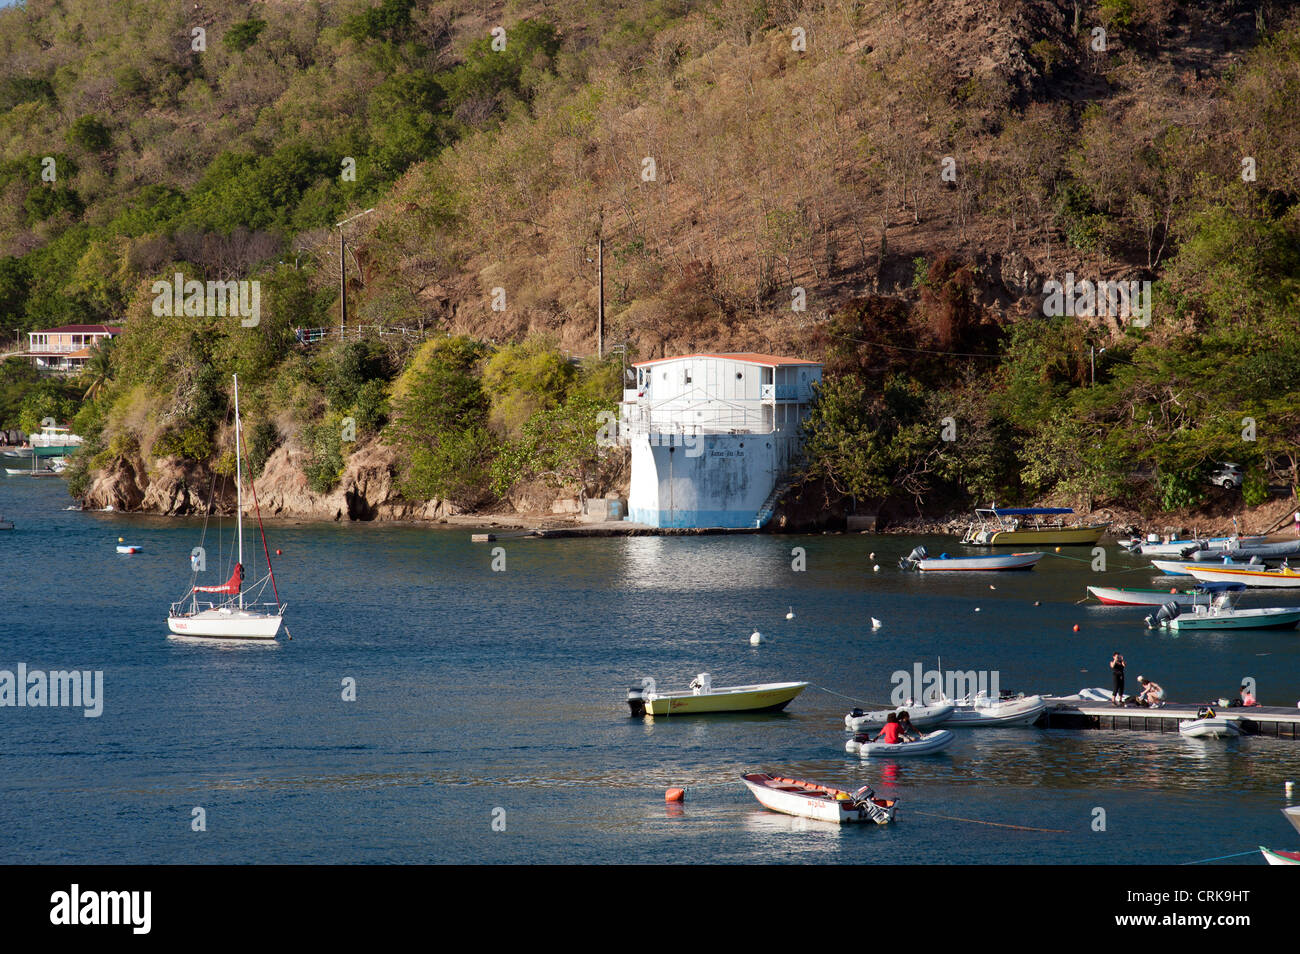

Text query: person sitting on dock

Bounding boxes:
[1136,676,1165,708]
[1237,684,1259,707]
[896,710,922,741]
[872,713,904,744]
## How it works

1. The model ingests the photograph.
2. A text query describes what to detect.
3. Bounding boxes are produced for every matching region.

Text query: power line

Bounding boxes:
[828,330,1003,359]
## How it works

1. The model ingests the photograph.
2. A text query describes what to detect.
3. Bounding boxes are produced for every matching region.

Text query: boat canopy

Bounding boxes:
[1193,581,1247,593]
[987,507,1075,516]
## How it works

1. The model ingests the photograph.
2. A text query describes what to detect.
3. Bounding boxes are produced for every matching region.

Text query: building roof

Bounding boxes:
[633,352,820,368]
[29,324,123,335]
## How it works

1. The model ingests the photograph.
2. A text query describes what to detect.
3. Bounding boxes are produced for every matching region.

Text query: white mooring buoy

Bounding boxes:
[750,630,762,646]
[871,618,882,631]
[786,607,794,620]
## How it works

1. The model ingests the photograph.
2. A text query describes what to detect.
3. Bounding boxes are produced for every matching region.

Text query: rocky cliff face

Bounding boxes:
[79,440,459,522]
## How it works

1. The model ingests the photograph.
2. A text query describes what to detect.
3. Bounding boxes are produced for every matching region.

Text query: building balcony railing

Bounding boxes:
[760,383,808,401]
[27,343,98,353]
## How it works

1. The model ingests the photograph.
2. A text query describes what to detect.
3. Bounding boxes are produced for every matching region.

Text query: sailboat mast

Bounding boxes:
[234,374,244,608]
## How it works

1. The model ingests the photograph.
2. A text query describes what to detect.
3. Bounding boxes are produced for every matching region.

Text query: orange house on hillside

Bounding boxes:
[26,324,122,373]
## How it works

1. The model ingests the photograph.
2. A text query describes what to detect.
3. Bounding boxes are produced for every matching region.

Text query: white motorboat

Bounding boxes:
[1184,564,1300,588]
[167,374,286,640]
[1259,807,1300,865]
[944,692,1047,727]
[899,546,1043,571]
[627,673,807,716]
[1178,708,1242,738]
[844,701,954,731]
[846,729,955,757]
[1086,585,1199,606]
[1120,534,1264,557]
[1053,687,1115,702]
[1260,846,1300,865]
[741,773,897,824]
[1150,559,1210,576]
[1145,583,1300,631]
[1285,804,1300,838]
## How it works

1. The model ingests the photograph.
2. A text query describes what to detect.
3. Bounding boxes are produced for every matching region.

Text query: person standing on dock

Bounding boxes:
[1110,653,1126,706]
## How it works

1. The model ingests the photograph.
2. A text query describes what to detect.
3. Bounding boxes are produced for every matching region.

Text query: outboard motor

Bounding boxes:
[848,707,865,719]
[1145,601,1181,629]
[899,545,929,569]
[689,672,712,694]
[627,686,646,717]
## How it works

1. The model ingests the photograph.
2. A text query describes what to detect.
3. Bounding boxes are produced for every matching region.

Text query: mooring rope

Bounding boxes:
[1180,849,1262,865]
[1047,550,1149,572]
[807,684,893,709]
[907,809,1068,833]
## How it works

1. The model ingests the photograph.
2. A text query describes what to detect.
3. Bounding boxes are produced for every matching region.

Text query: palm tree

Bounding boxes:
[81,337,114,401]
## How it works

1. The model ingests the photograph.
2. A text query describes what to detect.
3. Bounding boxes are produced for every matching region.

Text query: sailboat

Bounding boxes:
[167,374,286,640]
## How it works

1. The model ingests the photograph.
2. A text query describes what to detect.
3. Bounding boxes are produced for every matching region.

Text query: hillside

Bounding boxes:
[0,0,1298,526]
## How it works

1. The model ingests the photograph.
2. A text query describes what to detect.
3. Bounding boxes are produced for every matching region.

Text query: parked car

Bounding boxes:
[1208,462,1244,489]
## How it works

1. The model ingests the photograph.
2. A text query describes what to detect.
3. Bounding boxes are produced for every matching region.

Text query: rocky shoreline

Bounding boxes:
[73,440,1297,539]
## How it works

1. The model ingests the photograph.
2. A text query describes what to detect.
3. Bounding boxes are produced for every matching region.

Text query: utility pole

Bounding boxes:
[597,235,605,360]
[335,208,375,340]
[1090,345,1095,386]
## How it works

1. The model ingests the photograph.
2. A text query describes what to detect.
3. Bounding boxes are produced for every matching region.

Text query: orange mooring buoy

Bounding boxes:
[665,787,685,803]
[276,549,283,555]
[1072,624,1080,632]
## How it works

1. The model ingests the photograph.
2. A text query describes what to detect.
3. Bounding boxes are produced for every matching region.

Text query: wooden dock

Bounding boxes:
[1040,697,1300,738]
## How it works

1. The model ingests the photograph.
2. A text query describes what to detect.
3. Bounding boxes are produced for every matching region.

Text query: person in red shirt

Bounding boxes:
[1239,684,1259,707]
[872,713,904,744]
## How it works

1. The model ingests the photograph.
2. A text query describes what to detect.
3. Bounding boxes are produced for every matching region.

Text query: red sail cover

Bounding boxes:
[193,563,243,595]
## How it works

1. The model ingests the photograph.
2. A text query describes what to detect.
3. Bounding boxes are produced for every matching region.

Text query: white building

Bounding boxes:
[619,352,823,528]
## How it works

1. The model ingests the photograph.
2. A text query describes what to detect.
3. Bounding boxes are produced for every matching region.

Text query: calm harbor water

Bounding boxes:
[2,477,1298,864]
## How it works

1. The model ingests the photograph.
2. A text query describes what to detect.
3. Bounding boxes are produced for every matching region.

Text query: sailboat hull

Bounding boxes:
[167,609,283,639]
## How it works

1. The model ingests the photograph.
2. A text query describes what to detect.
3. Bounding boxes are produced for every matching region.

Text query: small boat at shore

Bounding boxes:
[116,544,142,554]
[741,773,897,824]
[844,701,954,731]
[899,546,1043,572]
[1086,585,1200,607]
[961,507,1108,546]
[1179,708,1242,738]
[846,729,954,758]
[1145,583,1300,631]
[944,693,1047,726]
[627,673,807,716]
